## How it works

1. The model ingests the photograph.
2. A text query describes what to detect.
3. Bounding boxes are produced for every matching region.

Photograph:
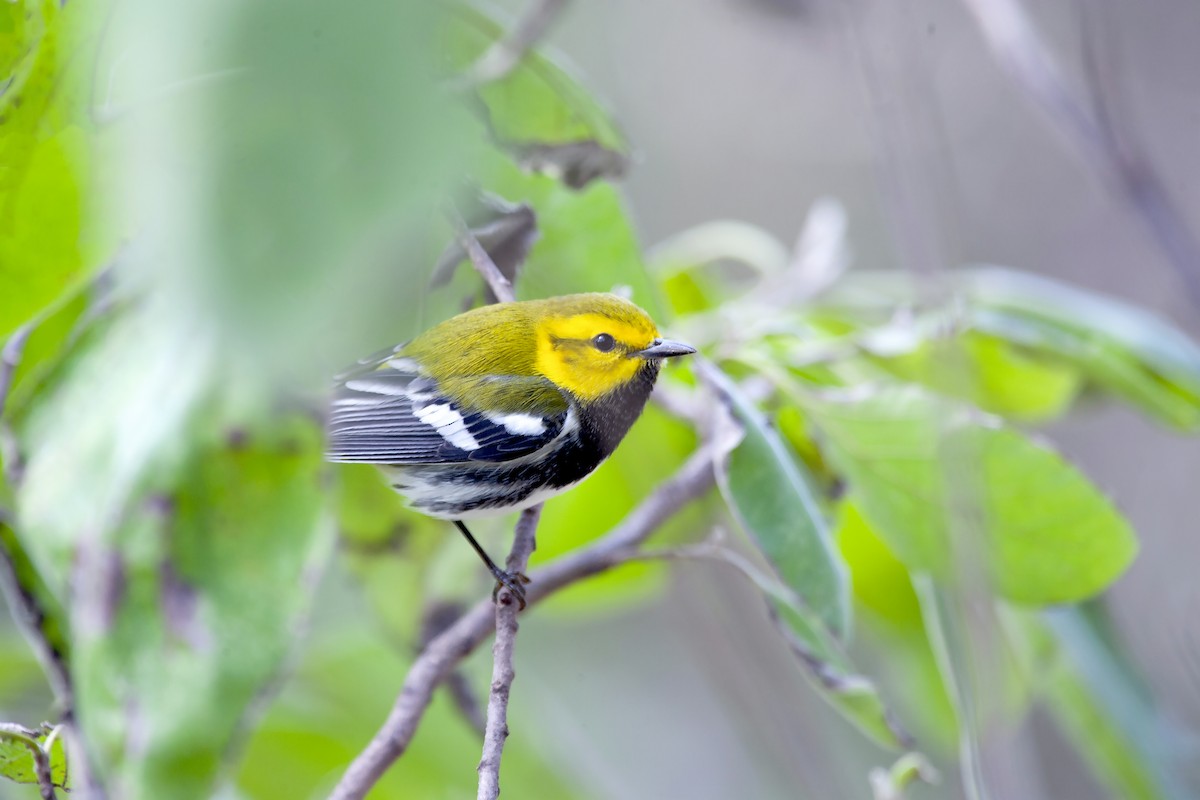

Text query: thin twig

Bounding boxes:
[31,737,56,800]
[418,603,487,734]
[456,0,569,88]
[477,506,540,800]
[326,443,716,800]
[449,200,539,795]
[959,0,1200,311]
[447,204,516,304]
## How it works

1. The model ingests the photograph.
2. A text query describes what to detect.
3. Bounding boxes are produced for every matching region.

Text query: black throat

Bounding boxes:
[575,361,661,458]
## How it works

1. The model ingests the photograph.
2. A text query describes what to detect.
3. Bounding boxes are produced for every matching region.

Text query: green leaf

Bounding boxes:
[0,1,104,340]
[834,500,921,630]
[648,221,790,316]
[426,8,662,318]
[475,145,665,318]
[805,384,1137,604]
[0,722,68,790]
[702,360,850,640]
[110,0,466,388]
[874,331,1083,422]
[427,145,665,342]
[704,544,908,750]
[964,268,1200,429]
[446,7,629,188]
[773,603,909,750]
[2,277,100,428]
[818,267,1200,430]
[65,414,332,799]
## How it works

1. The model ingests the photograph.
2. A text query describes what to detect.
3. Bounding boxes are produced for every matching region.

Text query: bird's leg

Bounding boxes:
[453,520,531,610]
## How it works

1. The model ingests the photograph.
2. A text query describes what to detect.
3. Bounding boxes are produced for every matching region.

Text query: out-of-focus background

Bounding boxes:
[2,1,1199,798]
[476,2,1200,794]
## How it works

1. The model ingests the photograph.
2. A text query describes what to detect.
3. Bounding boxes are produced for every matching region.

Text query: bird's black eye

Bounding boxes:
[592,333,616,352]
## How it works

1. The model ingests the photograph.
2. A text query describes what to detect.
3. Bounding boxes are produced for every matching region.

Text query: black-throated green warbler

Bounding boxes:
[327,293,695,607]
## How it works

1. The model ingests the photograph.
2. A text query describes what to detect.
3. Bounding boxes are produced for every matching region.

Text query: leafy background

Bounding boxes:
[2,1,1200,799]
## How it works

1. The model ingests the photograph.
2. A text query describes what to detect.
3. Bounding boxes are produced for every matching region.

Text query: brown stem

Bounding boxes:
[476,506,540,800]
[456,0,569,88]
[447,204,517,304]
[326,443,716,800]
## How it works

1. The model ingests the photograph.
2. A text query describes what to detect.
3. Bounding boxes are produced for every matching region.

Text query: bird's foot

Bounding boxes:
[490,569,532,610]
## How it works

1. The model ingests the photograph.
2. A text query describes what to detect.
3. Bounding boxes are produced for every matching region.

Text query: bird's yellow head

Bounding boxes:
[402,293,694,407]
[531,294,694,402]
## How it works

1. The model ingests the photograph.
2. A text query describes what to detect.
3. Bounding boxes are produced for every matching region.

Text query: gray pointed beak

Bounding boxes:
[636,338,697,359]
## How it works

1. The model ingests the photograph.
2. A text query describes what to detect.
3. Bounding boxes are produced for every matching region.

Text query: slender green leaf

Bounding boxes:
[702,360,850,639]
[702,542,908,750]
[693,364,914,749]
[805,385,1137,604]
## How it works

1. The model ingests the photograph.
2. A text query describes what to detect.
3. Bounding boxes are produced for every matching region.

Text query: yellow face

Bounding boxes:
[534,309,660,401]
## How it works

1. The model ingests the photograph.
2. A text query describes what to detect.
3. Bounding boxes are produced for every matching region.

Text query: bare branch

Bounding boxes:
[959,0,1200,311]
[447,204,517,304]
[31,736,56,800]
[476,506,540,800]
[457,0,569,88]
[418,603,487,734]
[444,200,543,795]
[326,443,716,800]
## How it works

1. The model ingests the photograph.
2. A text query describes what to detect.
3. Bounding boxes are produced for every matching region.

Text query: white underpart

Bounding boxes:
[487,412,547,436]
[413,403,481,451]
[386,461,601,520]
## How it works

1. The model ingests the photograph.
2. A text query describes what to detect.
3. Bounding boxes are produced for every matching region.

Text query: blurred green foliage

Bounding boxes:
[1,2,1198,800]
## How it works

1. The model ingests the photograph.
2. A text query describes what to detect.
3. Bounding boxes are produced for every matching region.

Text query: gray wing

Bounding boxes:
[326,366,570,465]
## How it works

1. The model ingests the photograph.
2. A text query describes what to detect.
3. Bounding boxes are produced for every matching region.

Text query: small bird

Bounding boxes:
[327,293,695,607]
